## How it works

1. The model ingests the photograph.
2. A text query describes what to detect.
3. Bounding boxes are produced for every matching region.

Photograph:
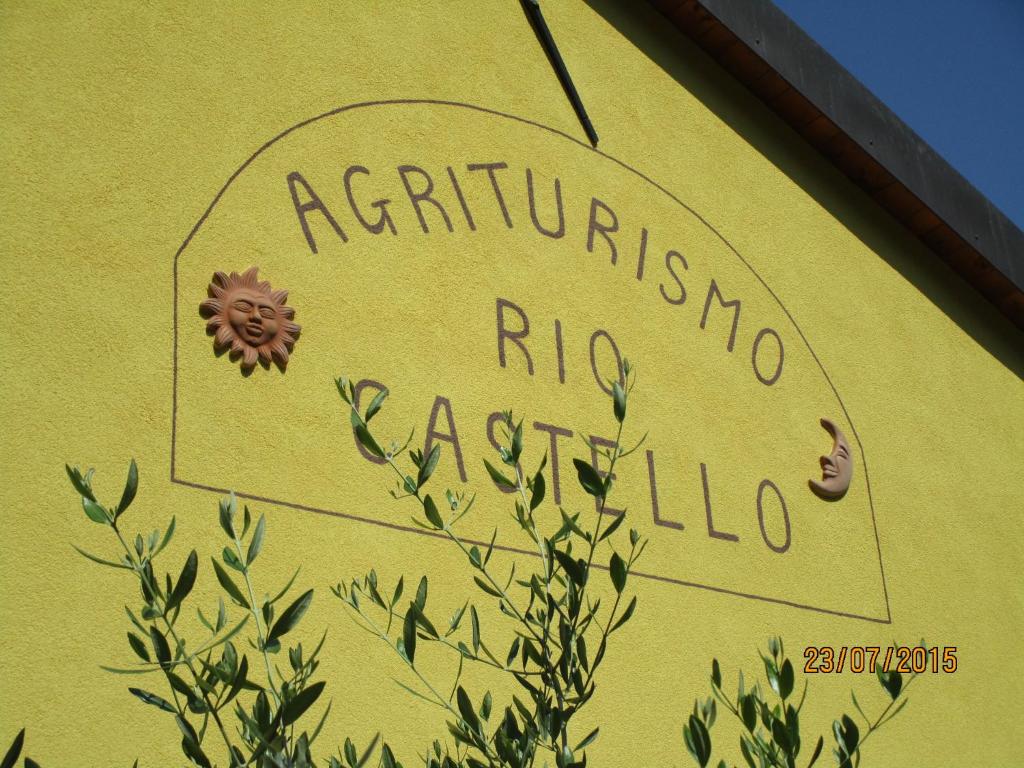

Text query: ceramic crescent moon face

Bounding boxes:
[809,418,853,499]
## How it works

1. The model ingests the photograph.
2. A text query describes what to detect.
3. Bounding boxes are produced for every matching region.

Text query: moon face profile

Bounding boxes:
[809,418,853,499]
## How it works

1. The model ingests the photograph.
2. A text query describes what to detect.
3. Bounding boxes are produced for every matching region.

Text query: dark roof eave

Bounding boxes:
[647,0,1024,329]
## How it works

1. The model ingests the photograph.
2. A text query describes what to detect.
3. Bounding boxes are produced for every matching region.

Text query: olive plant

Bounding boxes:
[1,730,40,768]
[683,638,921,768]
[63,462,380,768]
[332,362,647,768]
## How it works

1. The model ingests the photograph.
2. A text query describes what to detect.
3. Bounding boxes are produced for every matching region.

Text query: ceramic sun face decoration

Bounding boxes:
[199,266,300,370]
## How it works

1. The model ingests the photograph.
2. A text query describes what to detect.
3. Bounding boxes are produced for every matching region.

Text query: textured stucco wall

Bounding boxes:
[1,1,1022,765]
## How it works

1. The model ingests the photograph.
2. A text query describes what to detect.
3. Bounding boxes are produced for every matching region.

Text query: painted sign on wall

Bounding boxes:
[174,101,888,623]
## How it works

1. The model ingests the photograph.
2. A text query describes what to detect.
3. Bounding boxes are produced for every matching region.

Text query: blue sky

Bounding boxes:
[772,0,1024,230]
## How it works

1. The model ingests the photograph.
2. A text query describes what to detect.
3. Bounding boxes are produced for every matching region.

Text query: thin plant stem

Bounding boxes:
[111,523,237,761]
[231,534,283,707]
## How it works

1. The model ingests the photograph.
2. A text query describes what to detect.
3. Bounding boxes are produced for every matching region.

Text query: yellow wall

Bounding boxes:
[2,1,1022,765]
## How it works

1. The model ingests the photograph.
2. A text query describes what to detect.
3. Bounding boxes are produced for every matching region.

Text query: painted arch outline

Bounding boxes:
[170,99,891,624]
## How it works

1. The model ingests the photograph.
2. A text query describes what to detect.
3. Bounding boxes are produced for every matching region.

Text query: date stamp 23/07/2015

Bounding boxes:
[803,646,957,674]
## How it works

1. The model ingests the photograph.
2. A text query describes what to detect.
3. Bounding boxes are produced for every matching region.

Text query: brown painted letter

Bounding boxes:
[648,450,684,529]
[589,329,625,396]
[659,250,688,305]
[467,162,513,228]
[425,396,467,482]
[287,171,348,253]
[486,412,519,494]
[702,462,739,542]
[533,421,573,504]
[700,279,741,352]
[351,379,388,465]
[398,165,454,234]
[344,165,397,235]
[526,168,565,238]
[586,197,619,265]
[590,435,625,517]
[447,166,477,231]
[751,327,784,386]
[496,298,534,376]
[757,479,791,553]
[636,227,649,281]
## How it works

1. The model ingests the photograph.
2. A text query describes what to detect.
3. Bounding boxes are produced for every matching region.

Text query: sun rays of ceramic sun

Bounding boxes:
[199,266,301,371]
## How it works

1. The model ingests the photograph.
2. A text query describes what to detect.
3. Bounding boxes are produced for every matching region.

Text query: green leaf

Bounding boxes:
[739,736,756,768]
[510,422,524,462]
[473,576,501,597]
[423,495,443,528]
[221,546,243,572]
[598,511,625,542]
[807,735,824,768]
[840,714,859,754]
[470,606,481,654]
[403,605,417,664]
[779,658,794,700]
[177,717,210,768]
[335,376,352,404]
[530,470,546,511]
[411,603,439,638]
[418,444,441,488]
[391,576,404,608]
[482,459,515,490]
[127,632,150,662]
[211,559,250,609]
[612,380,626,423]
[221,655,249,708]
[247,514,266,565]
[684,714,711,767]
[365,387,389,422]
[82,497,110,525]
[879,697,909,728]
[72,544,130,570]
[166,550,198,613]
[447,602,468,635]
[218,494,236,538]
[269,566,301,605]
[764,657,780,696]
[355,423,385,458]
[572,458,605,497]
[355,733,381,768]
[610,596,637,632]
[740,695,757,731]
[1,728,24,768]
[267,589,313,644]
[876,666,903,700]
[415,576,428,610]
[457,686,481,733]
[148,626,171,667]
[553,549,584,586]
[711,658,721,688]
[483,528,498,565]
[153,516,176,557]
[117,459,139,516]
[65,464,97,502]
[128,687,176,713]
[166,671,199,708]
[282,681,325,727]
[609,552,627,593]
[771,716,791,755]
[574,727,599,752]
